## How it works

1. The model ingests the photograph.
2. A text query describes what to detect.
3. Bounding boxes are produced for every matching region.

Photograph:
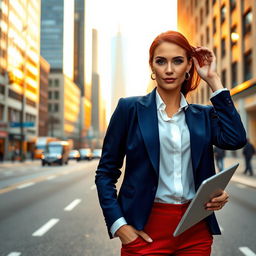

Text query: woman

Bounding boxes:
[95,30,246,255]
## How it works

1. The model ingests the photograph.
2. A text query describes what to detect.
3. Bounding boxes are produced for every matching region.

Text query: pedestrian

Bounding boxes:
[243,139,255,176]
[95,30,246,255]
[214,146,225,172]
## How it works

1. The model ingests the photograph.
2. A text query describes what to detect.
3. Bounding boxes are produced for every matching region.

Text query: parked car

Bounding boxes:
[68,149,80,161]
[41,141,70,166]
[92,149,102,159]
[79,148,92,160]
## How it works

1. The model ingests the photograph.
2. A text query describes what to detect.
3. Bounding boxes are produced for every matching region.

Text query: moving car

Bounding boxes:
[92,149,102,159]
[69,149,80,161]
[41,141,70,166]
[79,148,92,160]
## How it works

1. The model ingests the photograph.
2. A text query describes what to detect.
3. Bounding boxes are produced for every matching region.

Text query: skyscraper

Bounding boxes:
[0,0,41,160]
[41,0,81,146]
[111,30,126,113]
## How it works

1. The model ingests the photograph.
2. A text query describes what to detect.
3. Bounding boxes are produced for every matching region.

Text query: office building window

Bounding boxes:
[206,26,210,44]
[243,10,252,35]
[54,91,59,99]
[200,8,203,25]
[48,104,52,112]
[8,107,21,122]
[54,103,59,112]
[0,104,4,120]
[49,79,52,87]
[231,25,238,47]
[221,4,226,24]
[54,79,59,87]
[195,17,198,33]
[244,50,252,81]
[221,69,226,87]
[213,46,217,57]
[0,83,4,95]
[221,37,226,57]
[205,0,209,16]
[48,91,52,99]
[213,16,217,34]
[230,0,236,11]
[232,62,237,87]
[200,34,204,45]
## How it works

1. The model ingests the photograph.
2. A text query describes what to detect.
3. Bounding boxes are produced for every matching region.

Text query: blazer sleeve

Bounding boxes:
[95,98,128,233]
[210,90,247,149]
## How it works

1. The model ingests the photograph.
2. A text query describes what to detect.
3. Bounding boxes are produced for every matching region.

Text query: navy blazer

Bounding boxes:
[95,88,246,238]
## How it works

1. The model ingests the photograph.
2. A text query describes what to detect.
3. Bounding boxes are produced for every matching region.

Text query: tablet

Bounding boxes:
[173,163,239,237]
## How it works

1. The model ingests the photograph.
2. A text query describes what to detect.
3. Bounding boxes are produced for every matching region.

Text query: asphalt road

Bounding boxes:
[0,161,255,256]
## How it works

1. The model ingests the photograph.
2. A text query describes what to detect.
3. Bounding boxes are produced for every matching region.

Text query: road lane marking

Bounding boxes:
[7,253,21,256]
[0,164,93,195]
[64,199,82,211]
[236,184,247,189]
[46,175,56,180]
[239,247,256,256]
[32,218,59,237]
[17,182,35,189]
[90,184,96,190]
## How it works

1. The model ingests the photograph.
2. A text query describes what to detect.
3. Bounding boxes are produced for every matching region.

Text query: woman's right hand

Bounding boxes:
[115,224,153,245]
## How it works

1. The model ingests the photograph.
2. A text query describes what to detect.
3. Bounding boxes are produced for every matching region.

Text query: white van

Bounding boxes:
[41,141,70,166]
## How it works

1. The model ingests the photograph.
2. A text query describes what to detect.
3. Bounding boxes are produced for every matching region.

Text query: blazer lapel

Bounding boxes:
[185,105,205,178]
[137,88,160,176]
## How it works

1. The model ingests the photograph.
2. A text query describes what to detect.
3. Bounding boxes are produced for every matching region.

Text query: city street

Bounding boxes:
[0,159,255,256]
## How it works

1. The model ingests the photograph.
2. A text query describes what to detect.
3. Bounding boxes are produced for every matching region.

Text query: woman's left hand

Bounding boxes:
[192,47,217,81]
[192,47,224,91]
[205,190,229,211]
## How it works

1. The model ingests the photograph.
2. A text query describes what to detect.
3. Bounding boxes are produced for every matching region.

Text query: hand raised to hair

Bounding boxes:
[192,47,224,92]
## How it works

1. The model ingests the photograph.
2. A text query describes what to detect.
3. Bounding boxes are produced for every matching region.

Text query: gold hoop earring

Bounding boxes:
[151,73,156,80]
[185,72,190,80]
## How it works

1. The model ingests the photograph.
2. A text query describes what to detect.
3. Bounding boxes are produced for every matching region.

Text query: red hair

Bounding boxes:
[149,30,203,97]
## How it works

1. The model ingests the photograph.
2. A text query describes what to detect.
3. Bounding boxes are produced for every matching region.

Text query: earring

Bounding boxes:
[151,73,156,80]
[185,72,190,80]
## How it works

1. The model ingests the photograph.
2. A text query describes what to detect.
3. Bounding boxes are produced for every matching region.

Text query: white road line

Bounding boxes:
[17,182,35,189]
[90,184,96,190]
[46,175,56,180]
[236,183,247,189]
[239,247,256,256]
[64,199,82,211]
[32,218,59,237]
[7,252,21,256]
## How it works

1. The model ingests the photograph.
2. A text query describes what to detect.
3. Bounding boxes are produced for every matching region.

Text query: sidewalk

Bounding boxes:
[225,157,256,189]
[0,159,40,169]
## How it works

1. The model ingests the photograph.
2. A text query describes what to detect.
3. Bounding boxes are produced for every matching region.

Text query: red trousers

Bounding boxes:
[121,202,213,256]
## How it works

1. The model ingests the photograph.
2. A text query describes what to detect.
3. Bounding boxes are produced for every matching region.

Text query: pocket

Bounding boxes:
[122,236,141,247]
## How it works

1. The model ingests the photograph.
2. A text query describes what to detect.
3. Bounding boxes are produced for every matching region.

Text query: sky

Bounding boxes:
[90,0,177,117]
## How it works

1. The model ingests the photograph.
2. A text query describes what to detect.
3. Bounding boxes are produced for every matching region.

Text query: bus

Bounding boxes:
[34,137,58,159]
[41,140,70,166]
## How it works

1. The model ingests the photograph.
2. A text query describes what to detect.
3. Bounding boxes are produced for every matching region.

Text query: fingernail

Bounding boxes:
[148,238,153,242]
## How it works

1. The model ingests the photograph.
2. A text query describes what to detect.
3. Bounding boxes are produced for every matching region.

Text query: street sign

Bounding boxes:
[10,122,35,128]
